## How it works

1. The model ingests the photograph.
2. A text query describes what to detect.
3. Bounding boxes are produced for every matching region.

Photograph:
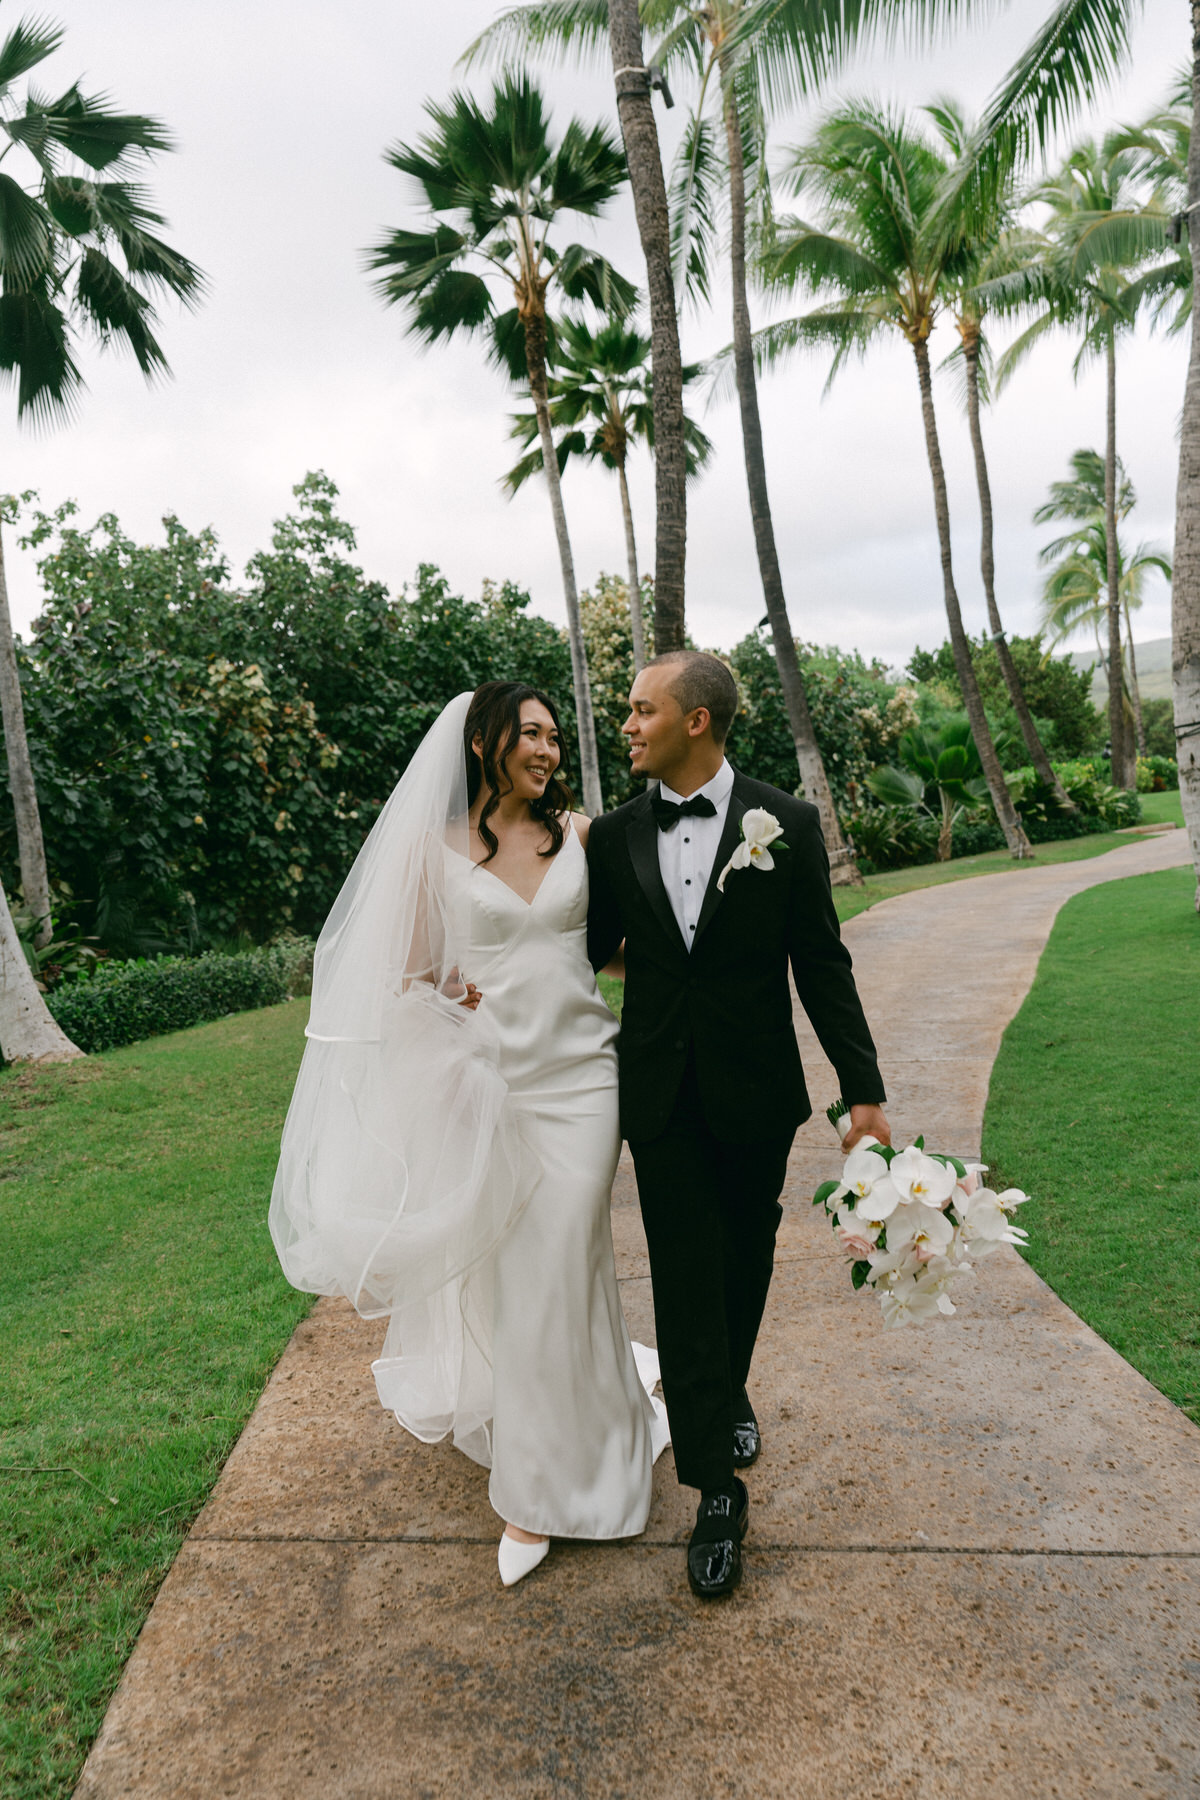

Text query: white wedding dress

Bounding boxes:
[371,820,668,1539]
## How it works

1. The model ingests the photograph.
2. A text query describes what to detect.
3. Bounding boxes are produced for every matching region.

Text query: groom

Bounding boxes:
[587,651,890,1599]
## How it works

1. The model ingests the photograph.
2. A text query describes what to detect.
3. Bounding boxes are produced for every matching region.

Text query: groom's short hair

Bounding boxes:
[649,650,739,746]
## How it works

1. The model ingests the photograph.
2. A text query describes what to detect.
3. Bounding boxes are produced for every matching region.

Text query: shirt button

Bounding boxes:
[683,836,690,844]
[684,878,691,886]
[689,923,696,932]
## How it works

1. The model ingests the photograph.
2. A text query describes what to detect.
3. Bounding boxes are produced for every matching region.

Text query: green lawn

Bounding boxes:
[0,1003,314,1800]
[983,864,1200,1425]
[834,796,1184,925]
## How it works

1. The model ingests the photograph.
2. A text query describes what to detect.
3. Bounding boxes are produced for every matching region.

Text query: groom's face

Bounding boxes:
[622,666,690,781]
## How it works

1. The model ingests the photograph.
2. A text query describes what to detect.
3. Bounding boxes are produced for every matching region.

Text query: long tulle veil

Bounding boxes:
[269,692,533,1462]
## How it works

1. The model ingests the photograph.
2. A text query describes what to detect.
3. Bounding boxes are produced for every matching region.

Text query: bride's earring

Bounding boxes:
[498,1531,550,1586]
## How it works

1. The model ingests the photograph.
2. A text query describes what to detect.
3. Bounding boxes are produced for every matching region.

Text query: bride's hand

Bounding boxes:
[457,981,483,1011]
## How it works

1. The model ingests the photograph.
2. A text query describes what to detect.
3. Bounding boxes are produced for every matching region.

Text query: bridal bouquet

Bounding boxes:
[814,1101,1030,1329]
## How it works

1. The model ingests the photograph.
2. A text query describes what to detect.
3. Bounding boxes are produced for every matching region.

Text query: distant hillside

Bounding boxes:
[1063,637,1173,705]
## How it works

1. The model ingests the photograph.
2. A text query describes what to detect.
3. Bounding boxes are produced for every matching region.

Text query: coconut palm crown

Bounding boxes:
[503,316,712,668]
[749,99,1030,855]
[366,75,634,812]
[979,129,1173,785]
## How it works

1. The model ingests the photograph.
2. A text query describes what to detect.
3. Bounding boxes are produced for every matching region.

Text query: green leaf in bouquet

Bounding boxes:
[851,1260,872,1291]
[915,1135,925,1150]
[872,1143,897,1166]
[812,1179,842,1210]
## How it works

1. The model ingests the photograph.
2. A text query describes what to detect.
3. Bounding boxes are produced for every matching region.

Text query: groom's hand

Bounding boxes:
[843,1104,891,1150]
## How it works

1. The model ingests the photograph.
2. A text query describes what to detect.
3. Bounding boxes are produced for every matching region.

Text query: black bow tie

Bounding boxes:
[651,791,718,832]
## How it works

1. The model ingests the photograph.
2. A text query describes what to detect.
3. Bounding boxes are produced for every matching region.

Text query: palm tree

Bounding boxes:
[983,131,1173,788]
[607,0,687,651]
[0,872,80,1062]
[1123,69,1198,899]
[503,315,712,669]
[753,101,1030,855]
[468,0,1148,872]
[922,100,1078,814]
[0,16,202,954]
[366,76,633,815]
[1035,448,1172,752]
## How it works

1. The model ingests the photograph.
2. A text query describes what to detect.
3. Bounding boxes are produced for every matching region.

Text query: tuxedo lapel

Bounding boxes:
[626,791,686,952]
[691,780,748,949]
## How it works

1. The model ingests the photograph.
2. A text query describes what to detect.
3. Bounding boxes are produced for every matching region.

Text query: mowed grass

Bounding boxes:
[0,1002,314,1800]
[834,798,1184,925]
[983,865,1200,1423]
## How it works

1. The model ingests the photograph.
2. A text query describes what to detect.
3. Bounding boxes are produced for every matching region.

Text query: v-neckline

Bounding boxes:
[466,816,574,910]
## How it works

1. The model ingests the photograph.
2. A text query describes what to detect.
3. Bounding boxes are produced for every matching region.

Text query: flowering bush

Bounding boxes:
[814,1107,1030,1328]
[1136,755,1178,793]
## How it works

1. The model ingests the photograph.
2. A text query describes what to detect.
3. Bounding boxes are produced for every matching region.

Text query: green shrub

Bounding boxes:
[47,942,313,1055]
[1006,761,1141,828]
[1137,754,1178,792]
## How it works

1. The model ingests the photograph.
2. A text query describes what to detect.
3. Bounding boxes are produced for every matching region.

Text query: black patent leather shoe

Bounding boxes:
[732,1394,760,1469]
[687,1478,749,1599]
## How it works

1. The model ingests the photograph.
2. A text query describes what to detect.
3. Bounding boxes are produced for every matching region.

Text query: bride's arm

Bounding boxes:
[400,845,481,1008]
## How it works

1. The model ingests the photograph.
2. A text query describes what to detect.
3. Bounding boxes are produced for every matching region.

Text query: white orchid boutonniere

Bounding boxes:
[716,807,788,892]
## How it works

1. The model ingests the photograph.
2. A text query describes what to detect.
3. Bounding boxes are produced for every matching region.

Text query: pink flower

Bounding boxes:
[837,1225,878,1260]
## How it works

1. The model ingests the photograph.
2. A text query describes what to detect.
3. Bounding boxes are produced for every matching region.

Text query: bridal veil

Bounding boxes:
[268,691,534,1460]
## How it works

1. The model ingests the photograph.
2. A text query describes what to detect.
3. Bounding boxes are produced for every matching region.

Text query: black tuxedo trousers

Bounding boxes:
[588,772,885,1496]
[630,1057,793,1492]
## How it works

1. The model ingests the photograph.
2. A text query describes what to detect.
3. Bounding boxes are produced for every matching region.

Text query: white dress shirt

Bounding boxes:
[656,759,735,951]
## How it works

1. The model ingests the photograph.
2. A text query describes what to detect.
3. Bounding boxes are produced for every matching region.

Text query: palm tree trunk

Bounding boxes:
[616,455,647,671]
[720,68,860,884]
[0,871,81,1062]
[0,523,53,947]
[1123,597,1145,755]
[912,336,1031,858]
[608,0,686,652]
[1171,0,1200,908]
[1105,332,1136,787]
[962,332,1077,813]
[523,308,603,815]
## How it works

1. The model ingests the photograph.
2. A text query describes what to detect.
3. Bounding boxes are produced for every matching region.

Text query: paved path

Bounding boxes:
[77,831,1199,1800]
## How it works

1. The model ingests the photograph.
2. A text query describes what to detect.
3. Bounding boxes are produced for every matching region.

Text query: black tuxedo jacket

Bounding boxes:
[586,771,885,1145]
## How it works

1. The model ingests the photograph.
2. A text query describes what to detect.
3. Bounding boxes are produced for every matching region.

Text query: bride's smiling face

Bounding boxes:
[495,700,561,804]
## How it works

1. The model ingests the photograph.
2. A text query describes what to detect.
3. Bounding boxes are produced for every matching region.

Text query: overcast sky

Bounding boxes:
[1,0,1187,673]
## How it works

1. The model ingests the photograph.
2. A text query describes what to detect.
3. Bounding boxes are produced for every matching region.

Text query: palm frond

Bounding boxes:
[968,0,1140,213]
[74,247,167,376]
[669,107,723,312]
[552,244,637,316]
[36,85,175,169]
[0,277,83,423]
[461,0,611,71]
[0,16,61,93]
[0,172,50,282]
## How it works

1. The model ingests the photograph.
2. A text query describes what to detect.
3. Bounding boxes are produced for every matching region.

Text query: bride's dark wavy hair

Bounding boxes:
[464,681,574,865]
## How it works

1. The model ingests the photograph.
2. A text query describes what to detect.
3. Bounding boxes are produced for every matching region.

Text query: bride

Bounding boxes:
[269,682,667,1586]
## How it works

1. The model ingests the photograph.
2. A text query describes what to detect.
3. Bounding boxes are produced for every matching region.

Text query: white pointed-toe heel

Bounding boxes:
[498,1531,549,1587]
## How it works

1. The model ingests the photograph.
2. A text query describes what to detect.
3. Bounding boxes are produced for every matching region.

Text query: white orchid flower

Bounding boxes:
[879,1275,943,1329]
[885,1200,956,1260]
[842,1144,895,1204]
[956,1188,1029,1256]
[889,1145,958,1210]
[716,808,786,891]
[995,1187,1031,1215]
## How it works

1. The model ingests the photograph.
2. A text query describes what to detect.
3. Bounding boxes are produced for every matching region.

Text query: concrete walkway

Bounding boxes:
[77,831,1199,1800]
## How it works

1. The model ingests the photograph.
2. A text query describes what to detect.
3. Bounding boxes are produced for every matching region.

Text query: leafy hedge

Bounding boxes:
[48,941,313,1055]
